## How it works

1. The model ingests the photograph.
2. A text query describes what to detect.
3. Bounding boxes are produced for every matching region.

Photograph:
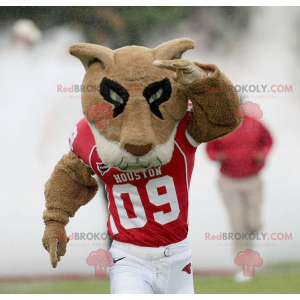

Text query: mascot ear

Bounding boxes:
[153,38,195,60]
[69,43,114,71]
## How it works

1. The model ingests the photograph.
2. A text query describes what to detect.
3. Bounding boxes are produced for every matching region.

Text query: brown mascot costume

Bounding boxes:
[42,38,241,294]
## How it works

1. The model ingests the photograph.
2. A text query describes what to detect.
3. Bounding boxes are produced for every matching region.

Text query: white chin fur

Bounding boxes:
[88,122,178,172]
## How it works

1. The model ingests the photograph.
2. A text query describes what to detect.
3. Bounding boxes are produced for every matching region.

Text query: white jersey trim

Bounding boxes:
[185,131,200,148]
[174,141,189,193]
[105,183,119,235]
[110,214,119,235]
[186,102,200,148]
[89,145,96,167]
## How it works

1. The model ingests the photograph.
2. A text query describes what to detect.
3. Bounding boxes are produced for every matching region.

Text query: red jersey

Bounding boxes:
[206,119,273,178]
[69,112,198,247]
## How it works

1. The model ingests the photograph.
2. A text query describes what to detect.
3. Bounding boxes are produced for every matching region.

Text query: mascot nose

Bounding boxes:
[124,143,152,156]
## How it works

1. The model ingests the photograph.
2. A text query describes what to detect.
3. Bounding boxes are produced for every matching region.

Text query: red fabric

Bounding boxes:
[206,119,273,178]
[69,111,197,247]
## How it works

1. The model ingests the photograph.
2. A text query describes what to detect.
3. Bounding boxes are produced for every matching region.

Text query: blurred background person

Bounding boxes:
[206,105,273,282]
[12,19,42,49]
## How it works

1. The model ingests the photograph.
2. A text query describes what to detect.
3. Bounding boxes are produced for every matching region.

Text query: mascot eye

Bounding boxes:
[149,88,163,104]
[110,89,124,104]
[143,78,172,119]
[100,78,129,117]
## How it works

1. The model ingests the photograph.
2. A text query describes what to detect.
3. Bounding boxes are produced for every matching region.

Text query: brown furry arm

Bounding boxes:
[42,151,99,267]
[184,63,242,143]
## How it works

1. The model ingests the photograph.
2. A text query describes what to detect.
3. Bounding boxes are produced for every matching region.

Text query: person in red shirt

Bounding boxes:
[206,117,273,253]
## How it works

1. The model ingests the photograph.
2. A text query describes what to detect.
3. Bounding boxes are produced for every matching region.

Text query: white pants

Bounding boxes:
[108,238,194,294]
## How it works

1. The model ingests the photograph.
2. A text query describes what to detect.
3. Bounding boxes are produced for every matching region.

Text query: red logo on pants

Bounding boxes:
[182,263,192,274]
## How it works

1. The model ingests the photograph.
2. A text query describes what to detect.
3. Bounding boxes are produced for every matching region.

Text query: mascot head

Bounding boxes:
[70,38,195,171]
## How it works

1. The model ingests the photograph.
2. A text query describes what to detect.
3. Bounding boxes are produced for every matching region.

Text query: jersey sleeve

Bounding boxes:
[69,118,96,168]
[185,102,200,148]
[175,103,201,153]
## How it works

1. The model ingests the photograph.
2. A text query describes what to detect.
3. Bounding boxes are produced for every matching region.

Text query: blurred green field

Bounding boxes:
[1,272,300,294]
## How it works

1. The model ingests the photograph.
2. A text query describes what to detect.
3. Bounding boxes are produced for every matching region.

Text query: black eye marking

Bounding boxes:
[143,78,172,119]
[100,78,129,117]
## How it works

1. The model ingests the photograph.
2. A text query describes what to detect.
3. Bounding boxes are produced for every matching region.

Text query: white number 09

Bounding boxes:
[112,175,180,229]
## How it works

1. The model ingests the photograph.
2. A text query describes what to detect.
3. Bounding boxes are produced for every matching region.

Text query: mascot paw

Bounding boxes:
[153,59,212,85]
[42,222,69,268]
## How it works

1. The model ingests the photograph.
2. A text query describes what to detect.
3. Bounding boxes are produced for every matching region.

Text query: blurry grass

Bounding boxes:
[194,273,300,294]
[0,279,110,294]
[1,262,300,294]
[1,273,300,294]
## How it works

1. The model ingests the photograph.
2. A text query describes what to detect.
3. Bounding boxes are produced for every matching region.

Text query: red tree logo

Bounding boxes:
[235,101,263,129]
[86,249,114,276]
[86,102,114,129]
[234,249,263,276]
